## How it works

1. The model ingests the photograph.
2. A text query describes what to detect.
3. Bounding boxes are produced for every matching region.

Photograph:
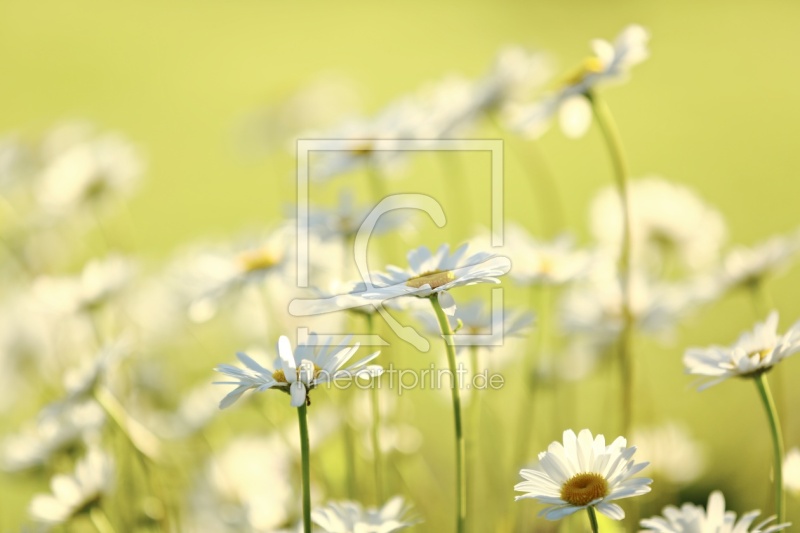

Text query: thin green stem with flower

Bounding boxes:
[366,313,384,504]
[298,403,312,533]
[754,372,785,523]
[587,91,635,435]
[430,295,467,533]
[586,506,600,533]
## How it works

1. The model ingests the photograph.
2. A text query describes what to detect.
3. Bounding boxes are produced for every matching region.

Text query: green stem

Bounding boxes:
[366,313,384,504]
[588,91,634,435]
[586,506,600,533]
[89,506,116,533]
[430,296,467,533]
[298,404,312,533]
[754,373,785,523]
[467,345,481,533]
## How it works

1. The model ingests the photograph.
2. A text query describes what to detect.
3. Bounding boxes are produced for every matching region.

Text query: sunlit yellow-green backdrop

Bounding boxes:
[2,1,799,531]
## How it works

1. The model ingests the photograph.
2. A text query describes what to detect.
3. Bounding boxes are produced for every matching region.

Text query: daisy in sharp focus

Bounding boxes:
[683,311,800,388]
[357,243,510,316]
[515,429,651,524]
[214,334,382,408]
[312,496,419,533]
[507,24,649,139]
[639,490,791,532]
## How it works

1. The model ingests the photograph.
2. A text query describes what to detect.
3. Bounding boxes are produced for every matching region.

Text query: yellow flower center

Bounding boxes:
[405,269,456,289]
[237,248,279,273]
[747,348,772,362]
[563,56,605,86]
[560,473,609,507]
[272,365,323,384]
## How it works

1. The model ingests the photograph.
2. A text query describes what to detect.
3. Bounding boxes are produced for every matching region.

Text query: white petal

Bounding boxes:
[558,95,592,139]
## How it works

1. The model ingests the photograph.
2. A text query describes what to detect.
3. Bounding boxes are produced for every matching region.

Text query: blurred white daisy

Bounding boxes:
[560,260,698,345]
[214,334,382,408]
[172,227,294,323]
[684,311,800,389]
[358,243,510,316]
[721,233,800,290]
[515,428,651,521]
[639,490,790,532]
[2,400,104,472]
[508,25,649,139]
[415,299,533,354]
[631,423,706,485]
[503,226,592,286]
[312,496,418,533]
[306,189,411,241]
[35,122,143,214]
[783,447,800,495]
[29,447,114,525]
[590,177,727,276]
[32,254,135,315]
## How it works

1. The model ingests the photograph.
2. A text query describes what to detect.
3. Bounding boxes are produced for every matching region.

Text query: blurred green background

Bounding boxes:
[2,0,799,531]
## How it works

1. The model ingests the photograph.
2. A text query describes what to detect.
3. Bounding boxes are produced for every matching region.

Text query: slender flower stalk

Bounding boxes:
[587,506,600,533]
[587,91,634,435]
[366,313,384,504]
[298,403,312,533]
[754,373,785,523]
[430,295,467,533]
[467,344,480,532]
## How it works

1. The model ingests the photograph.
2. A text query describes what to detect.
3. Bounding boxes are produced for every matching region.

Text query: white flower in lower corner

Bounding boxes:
[683,311,800,389]
[639,490,790,532]
[214,334,382,408]
[515,428,651,521]
[29,447,114,525]
[358,243,510,315]
[312,496,419,533]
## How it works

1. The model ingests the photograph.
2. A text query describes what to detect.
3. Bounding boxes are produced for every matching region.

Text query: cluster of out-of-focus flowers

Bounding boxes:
[2,22,800,533]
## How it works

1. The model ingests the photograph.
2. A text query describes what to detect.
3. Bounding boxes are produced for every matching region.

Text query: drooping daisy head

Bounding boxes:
[214,334,382,408]
[506,25,649,139]
[515,428,652,521]
[684,311,800,389]
[312,496,418,533]
[360,243,510,315]
[639,490,791,532]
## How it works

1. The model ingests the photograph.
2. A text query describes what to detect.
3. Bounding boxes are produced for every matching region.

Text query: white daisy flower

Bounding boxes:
[306,189,411,241]
[784,447,800,495]
[515,428,652,521]
[171,227,293,323]
[590,177,727,276]
[508,24,649,139]
[29,447,114,525]
[683,311,800,389]
[631,423,706,485]
[639,490,791,532]
[214,334,382,408]
[358,243,510,316]
[36,122,143,214]
[32,254,135,315]
[312,496,418,533]
[1,400,104,472]
[503,226,592,286]
[721,233,800,290]
[415,299,533,354]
